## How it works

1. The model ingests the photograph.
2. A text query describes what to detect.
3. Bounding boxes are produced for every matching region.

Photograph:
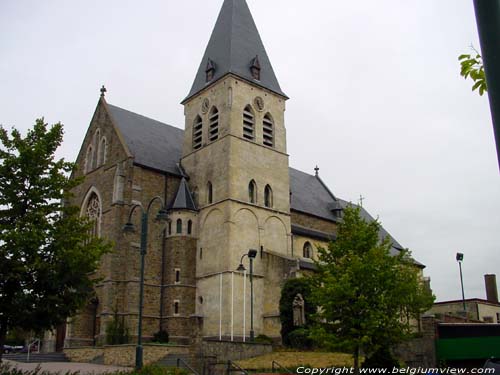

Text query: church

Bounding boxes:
[49,0,424,350]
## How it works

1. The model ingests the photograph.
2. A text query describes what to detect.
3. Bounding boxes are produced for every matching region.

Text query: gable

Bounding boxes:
[106,104,184,176]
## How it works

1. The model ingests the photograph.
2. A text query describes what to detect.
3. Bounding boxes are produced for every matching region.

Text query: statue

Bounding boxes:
[292,293,306,326]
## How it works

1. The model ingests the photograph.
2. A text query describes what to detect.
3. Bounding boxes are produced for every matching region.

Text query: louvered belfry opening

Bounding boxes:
[243,105,255,140]
[263,113,274,147]
[193,115,203,150]
[209,107,219,142]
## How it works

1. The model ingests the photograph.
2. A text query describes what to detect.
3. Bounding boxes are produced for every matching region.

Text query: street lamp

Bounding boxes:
[237,249,258,341]
[456,252,466,318]
[123,196,168,370]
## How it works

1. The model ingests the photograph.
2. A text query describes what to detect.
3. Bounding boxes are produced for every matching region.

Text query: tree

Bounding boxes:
[0,119,110,361]
[459,49,487,96]
[310,206,434,373]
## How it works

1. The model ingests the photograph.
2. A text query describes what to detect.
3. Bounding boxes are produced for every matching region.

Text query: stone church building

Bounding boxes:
[47,0,423,350]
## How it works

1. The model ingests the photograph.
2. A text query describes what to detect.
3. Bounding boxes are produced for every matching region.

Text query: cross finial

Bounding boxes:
[100,85,107,98]
[314,165,319,176]
[359,194,365,207]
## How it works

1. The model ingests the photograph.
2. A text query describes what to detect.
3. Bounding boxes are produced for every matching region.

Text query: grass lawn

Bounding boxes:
[235,350,355,370]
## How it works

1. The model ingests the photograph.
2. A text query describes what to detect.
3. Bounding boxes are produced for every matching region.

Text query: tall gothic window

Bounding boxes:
[176,219,182,234]
[209,107,219,142]
[207,181,213,204]
[85,145,93,174]
[192,115,203,150]
[303,242,312,259]
[243,105,255,141]
[86,193,101,238]
[97,137,107,167]
[187,220,193,235]
[263,113,274,147]
[264,185,273,208]
[248,180,257,204]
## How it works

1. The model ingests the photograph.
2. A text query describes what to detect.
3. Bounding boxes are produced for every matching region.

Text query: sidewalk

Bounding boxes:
[2,359,132,374]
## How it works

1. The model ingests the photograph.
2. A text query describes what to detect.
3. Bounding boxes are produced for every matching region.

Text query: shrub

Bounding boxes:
[152,330,169,343]
[362,347,400,370]
[254,334,273,344]
[105,311,129,345]
[287,328,313,350]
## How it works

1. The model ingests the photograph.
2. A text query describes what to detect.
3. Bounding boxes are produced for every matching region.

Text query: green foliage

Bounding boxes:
[310,205,435,368]
[287,328,314,350]
[105,311,129,345]
[0,362,80,375]
[254,334,273,344]
[5,328,27,346]
[362,347,400,370]
[459,51,487,96]
[279,277,314,346]
[126,365,189,375]
[0,119,111,357]
[0,363,188,375]
[152,329,170,344]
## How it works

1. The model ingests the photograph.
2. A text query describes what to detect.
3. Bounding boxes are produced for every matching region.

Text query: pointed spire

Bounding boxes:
[170,178,197,211]
[183,0,287,103]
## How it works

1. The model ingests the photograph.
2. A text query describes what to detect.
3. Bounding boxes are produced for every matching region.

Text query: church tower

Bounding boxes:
[180,0,291,338]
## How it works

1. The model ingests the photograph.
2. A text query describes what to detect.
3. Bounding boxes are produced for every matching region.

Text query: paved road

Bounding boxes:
[2,359,133,374]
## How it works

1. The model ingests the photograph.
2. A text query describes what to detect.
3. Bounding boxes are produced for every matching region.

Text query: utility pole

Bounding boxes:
[473,0,500,170]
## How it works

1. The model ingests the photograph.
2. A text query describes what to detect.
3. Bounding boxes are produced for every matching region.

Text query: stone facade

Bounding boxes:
[53,0,422,355]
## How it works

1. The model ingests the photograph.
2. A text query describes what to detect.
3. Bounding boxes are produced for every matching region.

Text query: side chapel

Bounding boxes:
[44,0,425,350]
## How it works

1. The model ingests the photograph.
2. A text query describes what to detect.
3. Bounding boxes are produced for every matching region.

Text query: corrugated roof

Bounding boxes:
[183,0,287,102]
[107,103,184,176]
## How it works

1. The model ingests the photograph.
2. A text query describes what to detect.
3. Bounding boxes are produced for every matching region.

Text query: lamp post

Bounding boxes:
[237,249,258,341]
[456,252,467,317]
[123,196,168,370]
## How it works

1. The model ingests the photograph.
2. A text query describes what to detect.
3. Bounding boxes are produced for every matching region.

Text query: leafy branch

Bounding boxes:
[459,46,487,96]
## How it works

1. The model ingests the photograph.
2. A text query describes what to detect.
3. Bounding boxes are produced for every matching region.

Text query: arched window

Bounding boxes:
[248,180,257,204]
[176,219,182,234]
[303,242,312,259]
[168,221,172,235]
[192,115,203,150]
[85,192,101,238]
[97,137,107,166]
[263,113,274,147]
[243,105,255,141]
[93,130,100,169]
[85,145,93,174]
[264,185,273,208]
[207,181,213,204]
[187,220,193,235]
[209,107,219,142]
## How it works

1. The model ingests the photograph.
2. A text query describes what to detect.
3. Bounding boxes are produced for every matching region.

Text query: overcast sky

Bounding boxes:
[1,0,499,302]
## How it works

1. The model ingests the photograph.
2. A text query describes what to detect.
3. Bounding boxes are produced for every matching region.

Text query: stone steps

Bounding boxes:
[3,352,69,363]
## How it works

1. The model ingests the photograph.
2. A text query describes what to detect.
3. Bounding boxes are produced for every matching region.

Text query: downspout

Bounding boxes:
[159,175,169,332]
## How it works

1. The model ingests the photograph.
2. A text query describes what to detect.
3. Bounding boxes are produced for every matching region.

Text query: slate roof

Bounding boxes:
[170,178,197,211]
[107,103,184,176]
[183,0,287,103]
[104,102,422,265]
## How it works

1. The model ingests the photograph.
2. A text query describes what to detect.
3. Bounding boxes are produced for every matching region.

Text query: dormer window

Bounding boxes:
[206,59,216,82]
[250,55,261,81]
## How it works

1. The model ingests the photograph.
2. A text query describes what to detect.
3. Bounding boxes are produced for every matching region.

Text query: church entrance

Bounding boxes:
[55,323,66,352]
